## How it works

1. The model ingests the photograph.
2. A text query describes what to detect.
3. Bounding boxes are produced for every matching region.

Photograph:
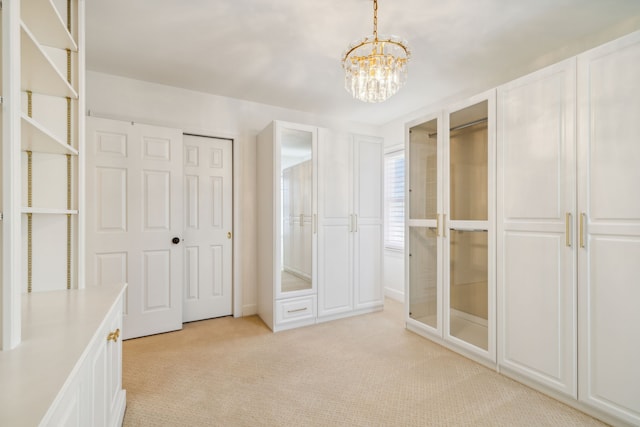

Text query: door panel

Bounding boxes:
[578,33,640,423]
[182,135,233,322]
[318,129,352,317]
[497,59,576,396]
[86,116,183,339]
[353,135,383,309]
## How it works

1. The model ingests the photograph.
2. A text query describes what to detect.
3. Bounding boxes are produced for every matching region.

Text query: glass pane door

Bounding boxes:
[408,115,441,331]
[447,99,491,352]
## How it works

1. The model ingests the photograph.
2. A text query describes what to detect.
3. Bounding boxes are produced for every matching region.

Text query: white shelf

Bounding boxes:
[22,208,78,215]
[21,114,79,156]
[20,22,78,99]
[21,0,78,51]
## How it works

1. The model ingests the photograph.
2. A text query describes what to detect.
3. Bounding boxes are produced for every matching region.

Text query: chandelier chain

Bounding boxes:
[373,0,378,39]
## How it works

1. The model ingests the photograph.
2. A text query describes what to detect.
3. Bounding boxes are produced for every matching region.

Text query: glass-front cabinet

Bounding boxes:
[406,91,495,364]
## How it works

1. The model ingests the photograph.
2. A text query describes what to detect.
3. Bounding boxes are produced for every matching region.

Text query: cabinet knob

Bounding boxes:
[107,328,120,342]
[171,237,181,245]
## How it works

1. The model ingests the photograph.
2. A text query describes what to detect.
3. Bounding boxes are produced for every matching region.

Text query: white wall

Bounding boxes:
[85,71,379,315]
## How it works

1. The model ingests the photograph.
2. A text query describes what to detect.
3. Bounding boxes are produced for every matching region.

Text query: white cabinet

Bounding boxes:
[576,31,640,425]
[497,59,577,397]
[317,130,383,320]
[406,90,496,365]
[497,30,640,425]
[0,285,126,426]
[257,121,317,332]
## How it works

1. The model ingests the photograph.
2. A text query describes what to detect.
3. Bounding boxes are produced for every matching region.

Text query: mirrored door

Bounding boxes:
[279,127,315,296]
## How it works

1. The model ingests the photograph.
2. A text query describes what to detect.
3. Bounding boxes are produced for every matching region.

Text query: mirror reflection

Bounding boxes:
[280,129,313,293]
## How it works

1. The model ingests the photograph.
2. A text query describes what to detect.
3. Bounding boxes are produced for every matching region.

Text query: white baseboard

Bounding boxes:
[242,303,257,316]
[384,287,404,302]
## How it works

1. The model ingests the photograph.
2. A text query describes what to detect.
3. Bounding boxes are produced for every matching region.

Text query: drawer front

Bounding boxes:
[276,296,316,324]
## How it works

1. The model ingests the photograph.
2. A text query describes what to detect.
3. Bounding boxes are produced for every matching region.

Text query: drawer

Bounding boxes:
[275,295,316,325]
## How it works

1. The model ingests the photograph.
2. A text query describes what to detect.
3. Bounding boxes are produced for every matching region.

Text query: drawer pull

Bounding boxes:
[107,328,120,342]
[287,307,308,314]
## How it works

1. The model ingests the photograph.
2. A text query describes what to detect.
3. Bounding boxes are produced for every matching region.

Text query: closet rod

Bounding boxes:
[428,117,488,138]
[183,132,233,142]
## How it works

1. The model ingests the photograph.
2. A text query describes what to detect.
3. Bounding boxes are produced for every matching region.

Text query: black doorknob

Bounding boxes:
[172,237,181,244]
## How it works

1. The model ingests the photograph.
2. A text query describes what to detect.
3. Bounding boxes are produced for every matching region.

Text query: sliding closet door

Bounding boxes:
[86,117,183,339]
[577,32,640,425]
[497,59,577,397]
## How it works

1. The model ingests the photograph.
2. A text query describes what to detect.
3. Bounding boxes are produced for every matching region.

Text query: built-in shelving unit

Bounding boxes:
[2,0,85,349]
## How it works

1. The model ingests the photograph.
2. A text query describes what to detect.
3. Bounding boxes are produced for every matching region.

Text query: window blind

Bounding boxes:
[384,150,405,251]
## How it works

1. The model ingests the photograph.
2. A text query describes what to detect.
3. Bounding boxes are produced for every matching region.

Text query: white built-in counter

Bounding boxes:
[0,284,127,426]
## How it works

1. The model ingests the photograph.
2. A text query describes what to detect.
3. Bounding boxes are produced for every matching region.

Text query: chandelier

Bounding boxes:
[341,0,411,103]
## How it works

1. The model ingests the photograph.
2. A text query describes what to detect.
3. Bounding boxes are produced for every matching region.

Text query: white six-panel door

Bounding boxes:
[86,117,183,339]
[577,33,640,425]
[497,59,577,397]
[183,134,233,322]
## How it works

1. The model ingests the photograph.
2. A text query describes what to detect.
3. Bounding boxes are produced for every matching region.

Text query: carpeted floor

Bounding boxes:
[122,299,606,426]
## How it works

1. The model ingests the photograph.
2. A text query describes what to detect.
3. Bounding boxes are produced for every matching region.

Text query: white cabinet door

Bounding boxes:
[352,135,383,309]
[577,32,640,425]
[497,59,577,397]
[317,129,353,317]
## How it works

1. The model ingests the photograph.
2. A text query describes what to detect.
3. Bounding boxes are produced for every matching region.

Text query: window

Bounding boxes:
[384,149,405,251]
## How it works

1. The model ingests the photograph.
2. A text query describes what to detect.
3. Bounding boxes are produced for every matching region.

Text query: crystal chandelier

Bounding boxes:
[341,0,411,103]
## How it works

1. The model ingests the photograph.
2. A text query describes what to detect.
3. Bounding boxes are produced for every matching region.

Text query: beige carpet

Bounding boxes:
[122,299,606,426]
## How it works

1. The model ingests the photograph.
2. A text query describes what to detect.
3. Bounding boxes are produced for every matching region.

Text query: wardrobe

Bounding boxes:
[406,29,640,426]
[257,121,383,332]
[497,31,640,425]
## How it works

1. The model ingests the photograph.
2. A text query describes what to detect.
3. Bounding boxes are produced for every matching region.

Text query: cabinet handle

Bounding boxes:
[579,212,586,248]
[287,307,307,314]
[354,214,358,232]
[349,214,354,233]
[436,214,440,237]
[313,214,317,234]
[565,212,572,247]
[107,328,120,342]
[300,214,304,227]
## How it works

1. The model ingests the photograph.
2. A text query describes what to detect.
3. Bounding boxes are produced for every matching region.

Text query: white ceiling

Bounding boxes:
[85,0,640,126]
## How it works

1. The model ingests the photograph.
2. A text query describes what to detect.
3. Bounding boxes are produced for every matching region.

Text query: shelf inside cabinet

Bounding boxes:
[21,0,78,51]
[20,22,78,99]
[21,114,79,156]
[21,208,79,215]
